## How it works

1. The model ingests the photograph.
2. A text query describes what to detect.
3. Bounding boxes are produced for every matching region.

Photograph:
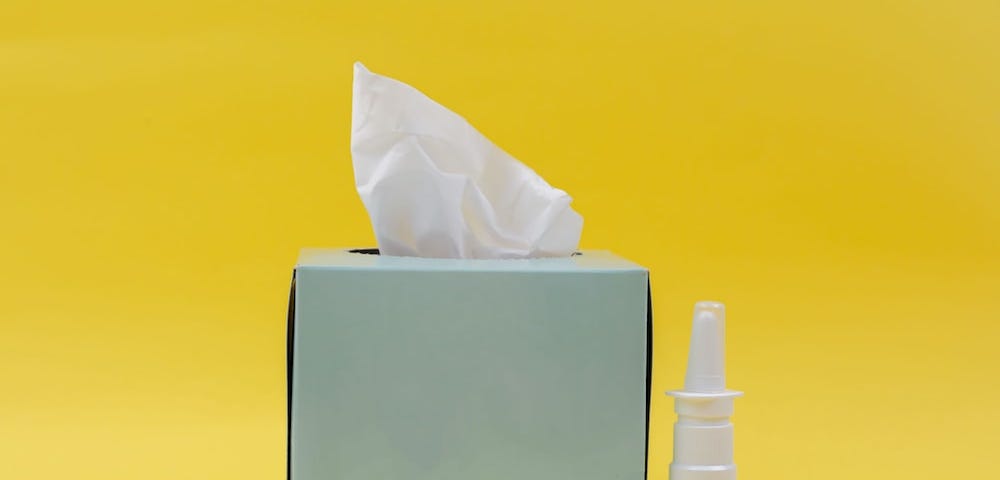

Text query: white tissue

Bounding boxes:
[350,62,583,259]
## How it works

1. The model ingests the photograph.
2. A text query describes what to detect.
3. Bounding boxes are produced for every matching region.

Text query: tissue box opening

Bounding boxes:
[347,248,584,256]
[287,249,652,480]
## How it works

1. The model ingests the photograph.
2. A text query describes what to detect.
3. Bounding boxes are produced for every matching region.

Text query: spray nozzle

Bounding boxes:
[667,301,742,480]
[683,301,727,393]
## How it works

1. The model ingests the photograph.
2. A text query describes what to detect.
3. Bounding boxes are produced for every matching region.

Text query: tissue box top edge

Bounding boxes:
[296,248,646,273]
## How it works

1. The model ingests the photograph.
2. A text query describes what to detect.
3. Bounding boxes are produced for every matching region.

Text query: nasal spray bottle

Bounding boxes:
[667,301,742,480]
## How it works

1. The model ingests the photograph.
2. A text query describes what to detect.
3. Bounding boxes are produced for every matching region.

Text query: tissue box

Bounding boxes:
[286,248,651,480]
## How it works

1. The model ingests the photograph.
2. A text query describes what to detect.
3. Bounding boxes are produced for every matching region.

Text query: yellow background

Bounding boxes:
[2,1,998,478]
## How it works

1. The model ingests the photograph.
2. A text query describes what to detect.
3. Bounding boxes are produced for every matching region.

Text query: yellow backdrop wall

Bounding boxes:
[3,1,999,478]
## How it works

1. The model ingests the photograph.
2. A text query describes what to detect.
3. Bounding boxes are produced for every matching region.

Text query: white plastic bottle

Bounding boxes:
[666,301,742,480]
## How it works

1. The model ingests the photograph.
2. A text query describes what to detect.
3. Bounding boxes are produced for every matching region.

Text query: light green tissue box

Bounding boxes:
[286,248,651,480]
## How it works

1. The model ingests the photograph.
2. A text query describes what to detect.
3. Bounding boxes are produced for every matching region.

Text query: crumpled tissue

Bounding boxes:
[350,62,583,259]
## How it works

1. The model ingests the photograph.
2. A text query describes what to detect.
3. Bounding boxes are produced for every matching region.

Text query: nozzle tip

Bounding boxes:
[683,301,727,393]
[694,300,725,317]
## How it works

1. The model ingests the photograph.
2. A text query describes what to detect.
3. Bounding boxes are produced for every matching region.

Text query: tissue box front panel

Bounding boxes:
[291,251,648,480]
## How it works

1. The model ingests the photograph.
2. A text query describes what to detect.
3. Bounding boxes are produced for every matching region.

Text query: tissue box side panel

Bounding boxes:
[285,271,296,480]
[644,281,653,479]
[290,265,648,480]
